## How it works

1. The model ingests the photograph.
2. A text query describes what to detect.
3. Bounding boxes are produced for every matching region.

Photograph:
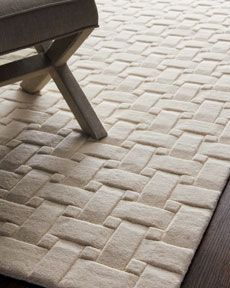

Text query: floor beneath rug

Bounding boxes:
[0,0,230,287]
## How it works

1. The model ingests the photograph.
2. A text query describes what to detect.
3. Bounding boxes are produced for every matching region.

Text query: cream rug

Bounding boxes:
[0,0,230,287]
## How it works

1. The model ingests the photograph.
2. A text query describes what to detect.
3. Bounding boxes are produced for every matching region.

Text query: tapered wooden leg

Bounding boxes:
[19,29,107,139]
[20,74,51,94]
[50,64,107,140]
[20,30,92,94]
[20,42,52,94]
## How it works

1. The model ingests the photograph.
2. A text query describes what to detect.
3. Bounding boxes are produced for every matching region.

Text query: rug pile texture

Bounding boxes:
[0,0,230,287]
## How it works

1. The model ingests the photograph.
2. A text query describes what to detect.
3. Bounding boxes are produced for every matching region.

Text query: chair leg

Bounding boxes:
[20,74,51,94]
[50,63,107,140]
[20,30,92,94]
[20,42,52,94]
[20,29,107,140]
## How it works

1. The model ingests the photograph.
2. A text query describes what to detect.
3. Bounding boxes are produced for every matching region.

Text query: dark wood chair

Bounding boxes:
[0,0,107,140]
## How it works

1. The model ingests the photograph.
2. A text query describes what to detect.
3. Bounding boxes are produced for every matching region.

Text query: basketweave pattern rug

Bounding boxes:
[0,0,230,287]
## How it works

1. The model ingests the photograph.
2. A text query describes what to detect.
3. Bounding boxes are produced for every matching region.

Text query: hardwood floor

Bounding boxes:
[1,177,230,288]
[0,276,41,288]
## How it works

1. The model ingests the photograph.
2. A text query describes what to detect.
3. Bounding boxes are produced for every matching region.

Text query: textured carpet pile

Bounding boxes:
[0,0,230,287]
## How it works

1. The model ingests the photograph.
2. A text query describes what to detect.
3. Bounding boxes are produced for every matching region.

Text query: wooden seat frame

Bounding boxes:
[0,28,107,140]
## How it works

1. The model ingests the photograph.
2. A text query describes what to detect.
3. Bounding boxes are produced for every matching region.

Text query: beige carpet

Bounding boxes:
[0,0,230,287]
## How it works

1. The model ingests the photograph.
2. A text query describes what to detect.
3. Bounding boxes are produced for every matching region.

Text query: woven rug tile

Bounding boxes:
[0,0,230,287]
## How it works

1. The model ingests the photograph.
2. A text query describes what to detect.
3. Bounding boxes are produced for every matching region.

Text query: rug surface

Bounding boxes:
[0,0,230,287]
